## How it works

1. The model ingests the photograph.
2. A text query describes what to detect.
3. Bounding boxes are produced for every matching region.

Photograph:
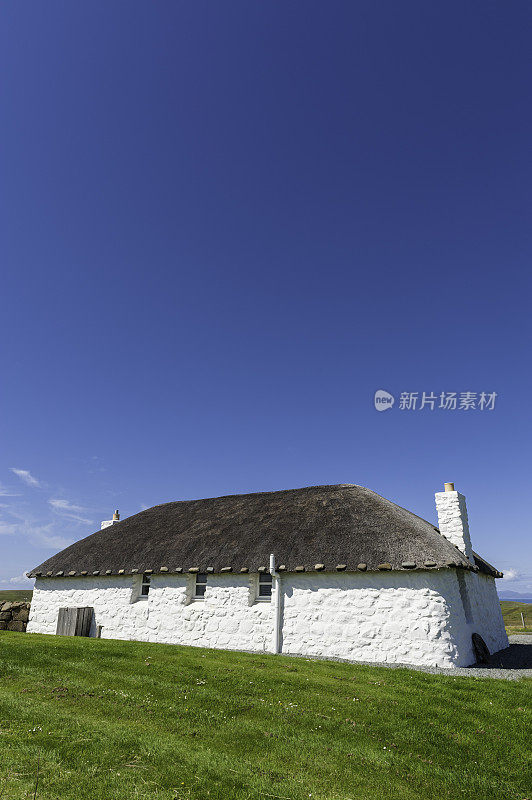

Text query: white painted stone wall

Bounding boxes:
[435,490,474,561]
[282,571,460,667]
[28,573,275,653]
[27,569,506,668]
[444,570,508,665]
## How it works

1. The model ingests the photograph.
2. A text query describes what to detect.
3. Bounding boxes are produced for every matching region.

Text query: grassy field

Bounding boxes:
[0,589,33,603]
[500,600,532,634]
[0,632,530,800]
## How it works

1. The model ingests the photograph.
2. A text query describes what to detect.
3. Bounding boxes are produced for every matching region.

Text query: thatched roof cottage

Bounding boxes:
[27,483,507,667]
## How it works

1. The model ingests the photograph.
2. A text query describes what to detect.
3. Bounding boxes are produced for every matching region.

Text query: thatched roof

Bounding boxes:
[28,484,501,579]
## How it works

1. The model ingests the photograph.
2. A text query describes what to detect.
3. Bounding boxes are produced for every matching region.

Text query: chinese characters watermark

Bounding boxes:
[374,390,497,412]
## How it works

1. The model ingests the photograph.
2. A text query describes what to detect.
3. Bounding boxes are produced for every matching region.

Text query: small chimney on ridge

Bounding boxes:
[435,483,474,561]
[101,509,121,530]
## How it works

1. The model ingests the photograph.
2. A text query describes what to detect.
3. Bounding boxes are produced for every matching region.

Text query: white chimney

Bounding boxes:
[435,484,474,561]
[101,509,120,530]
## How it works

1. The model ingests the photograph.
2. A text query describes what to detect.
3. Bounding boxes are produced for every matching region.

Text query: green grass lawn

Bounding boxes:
[500,600,532,634]
[0,589,33,603]
[0,632,529,800]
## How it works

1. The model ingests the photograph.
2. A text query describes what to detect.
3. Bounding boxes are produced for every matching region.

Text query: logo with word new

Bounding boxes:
[373,390,498,412]
[374,390,395,411]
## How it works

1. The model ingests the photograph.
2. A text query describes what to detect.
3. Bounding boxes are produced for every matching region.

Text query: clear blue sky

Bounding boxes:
[1,2,530,595]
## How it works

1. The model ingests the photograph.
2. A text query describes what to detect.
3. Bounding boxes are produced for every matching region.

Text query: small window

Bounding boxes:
[194,573,207,599]
[140,573,151,597]
[257,572,272,600]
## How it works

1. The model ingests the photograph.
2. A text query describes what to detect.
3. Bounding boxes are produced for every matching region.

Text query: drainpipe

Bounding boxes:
[269,553,281,655]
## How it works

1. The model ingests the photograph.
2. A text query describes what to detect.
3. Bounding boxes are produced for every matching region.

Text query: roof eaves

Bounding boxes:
[29,561,478,579]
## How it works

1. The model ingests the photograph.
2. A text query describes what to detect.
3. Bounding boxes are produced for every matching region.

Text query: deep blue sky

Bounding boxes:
[1,2,530,595]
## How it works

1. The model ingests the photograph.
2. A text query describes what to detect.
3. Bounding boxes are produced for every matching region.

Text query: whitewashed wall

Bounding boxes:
[28,573,275,653]
[27,569,506,668]
[281,570,507,667]
[281,571,453,666]
[444,571,508,665]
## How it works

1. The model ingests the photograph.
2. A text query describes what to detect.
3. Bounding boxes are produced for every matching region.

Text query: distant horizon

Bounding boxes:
[497,590,532,600]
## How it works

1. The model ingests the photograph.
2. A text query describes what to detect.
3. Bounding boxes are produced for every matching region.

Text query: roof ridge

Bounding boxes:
[128,484,365,514]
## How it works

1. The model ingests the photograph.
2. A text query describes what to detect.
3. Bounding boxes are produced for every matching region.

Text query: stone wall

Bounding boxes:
[283,569,507,667]
[0,601,31,632]
[28,573,276,653]
[27,568,507,667]
[282,571,456,666]
[444,571,508,665]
